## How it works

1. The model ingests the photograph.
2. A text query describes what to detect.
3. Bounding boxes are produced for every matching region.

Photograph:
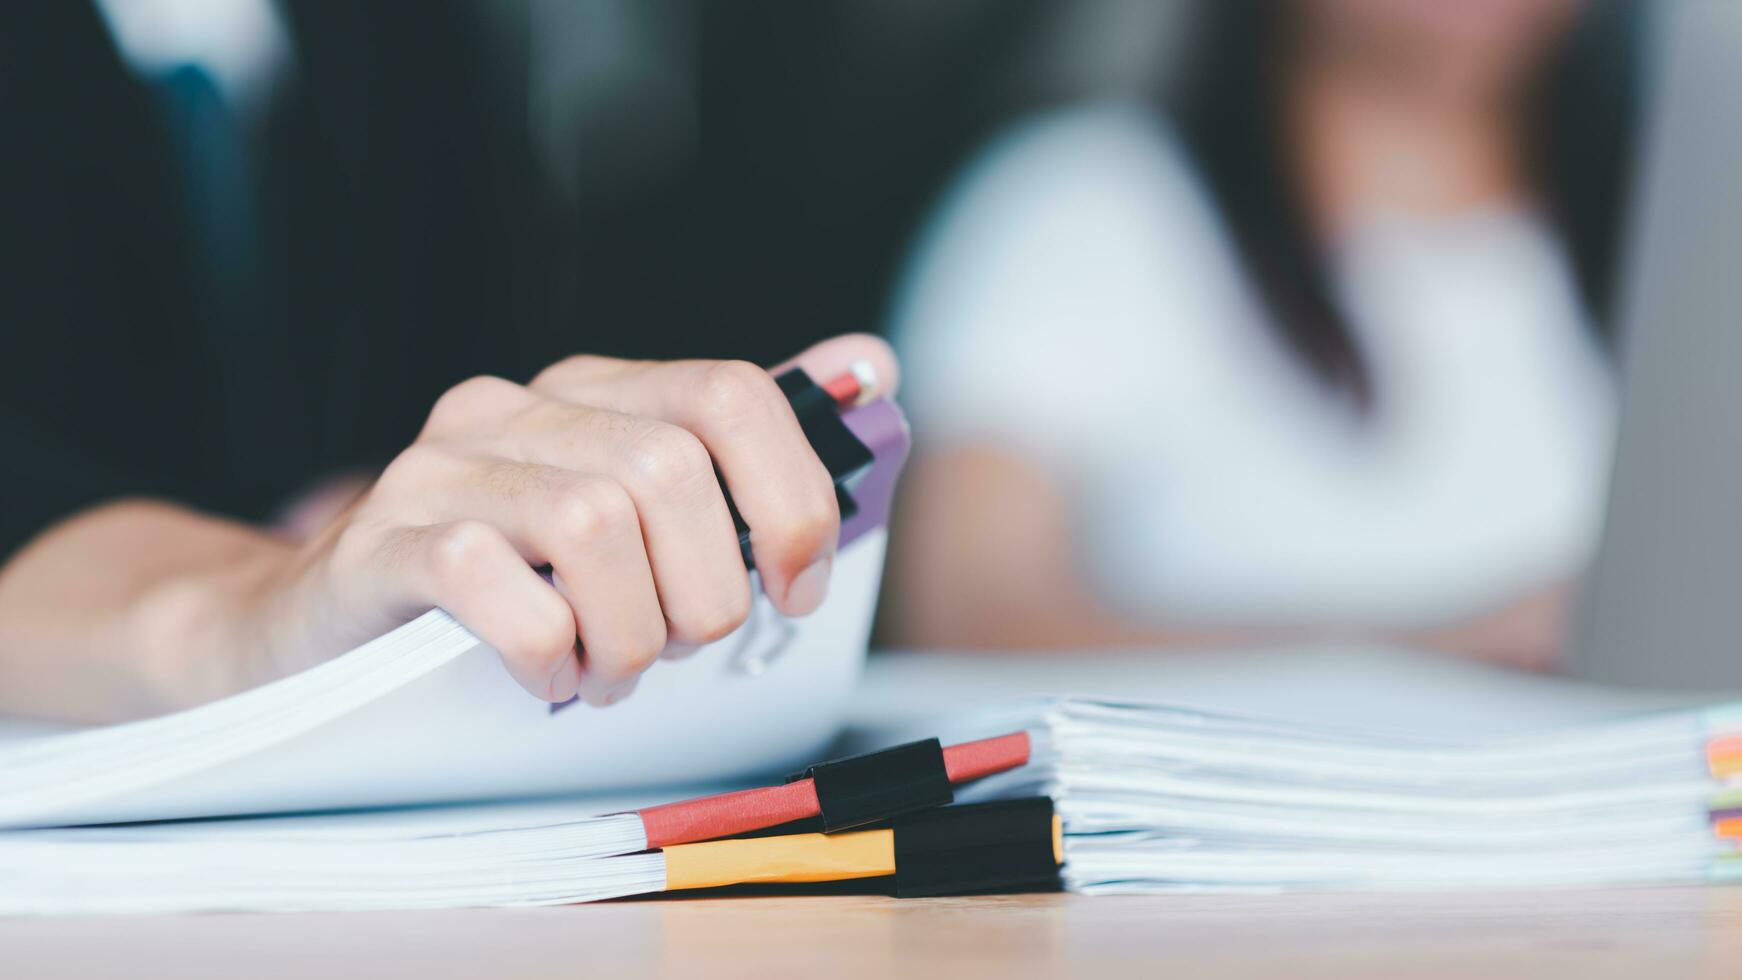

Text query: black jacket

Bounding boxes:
[0,1,544,558]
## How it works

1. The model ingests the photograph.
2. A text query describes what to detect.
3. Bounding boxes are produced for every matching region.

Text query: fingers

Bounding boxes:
[508,405,755,643]
[530,359,841,616]
[676,361,839,615]
[367,520,582,702]
[493,467,669,705]
[404,452,703,706]
[388,428,749,697]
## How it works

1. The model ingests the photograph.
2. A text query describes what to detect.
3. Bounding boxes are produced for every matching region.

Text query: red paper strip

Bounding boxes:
[638,731,1031,849]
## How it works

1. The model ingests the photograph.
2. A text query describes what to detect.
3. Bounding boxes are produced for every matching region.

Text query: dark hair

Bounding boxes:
[1169,0,1643,411]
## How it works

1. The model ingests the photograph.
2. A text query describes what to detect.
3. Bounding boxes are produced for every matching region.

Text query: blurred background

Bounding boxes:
[5,0,1183,507]
[3,1,1651,669]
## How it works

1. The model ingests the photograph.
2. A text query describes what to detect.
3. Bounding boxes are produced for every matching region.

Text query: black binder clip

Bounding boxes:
[892,797,1064,898]
[789,737,954,832]
[728,369,876,569]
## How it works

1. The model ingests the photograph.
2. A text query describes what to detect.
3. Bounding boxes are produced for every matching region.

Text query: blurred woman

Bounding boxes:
[885,0,1640,667]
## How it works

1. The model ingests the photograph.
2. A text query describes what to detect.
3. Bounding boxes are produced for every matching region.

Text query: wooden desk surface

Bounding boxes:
[7,886,1742,979]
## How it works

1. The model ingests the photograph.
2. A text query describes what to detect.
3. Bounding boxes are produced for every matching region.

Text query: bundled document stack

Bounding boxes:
[6,676,1742,913]
[6,560,1742,912]
[951,697,1739,893]
[0,732,1057,914]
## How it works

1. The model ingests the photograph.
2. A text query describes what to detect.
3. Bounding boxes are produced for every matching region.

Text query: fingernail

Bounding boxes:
[848,359,878,404]
[547,649,582,702]
[783,556,832,616]
[602,678,639,707]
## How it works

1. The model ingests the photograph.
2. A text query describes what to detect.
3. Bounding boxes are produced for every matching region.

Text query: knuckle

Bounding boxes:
[625,425,713,496]
[500,631,577,691]
[669,589,753,646]
[765,487,839,565]
[423,520,501,587]
[530,354,610,390]
[633,621,671,672]
[376,444,444,494]
[517,597,577,671]
[695,360,780,421]
[597,622,669,682]
[427,375,519,430]
[549,479,636,547]
[630,619,675,675]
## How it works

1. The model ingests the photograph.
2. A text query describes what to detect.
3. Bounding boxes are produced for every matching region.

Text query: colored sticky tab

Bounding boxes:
[1707,735,1742,757]
[662,828,896,891]
[636,732,1032,849]
[1709,742,1742,779]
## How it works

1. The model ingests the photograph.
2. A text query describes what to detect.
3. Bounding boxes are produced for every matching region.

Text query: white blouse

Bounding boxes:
[889,103,1616,629]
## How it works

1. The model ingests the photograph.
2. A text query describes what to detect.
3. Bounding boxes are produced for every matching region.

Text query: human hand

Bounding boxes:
[253,334,898,707]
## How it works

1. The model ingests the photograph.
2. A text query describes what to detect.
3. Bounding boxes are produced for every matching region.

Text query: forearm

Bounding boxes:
[893,584,1269,651]
[0,500,294,723]
[885,447,1265,650]
[892,556,1565,666]
[884,447,1570,665]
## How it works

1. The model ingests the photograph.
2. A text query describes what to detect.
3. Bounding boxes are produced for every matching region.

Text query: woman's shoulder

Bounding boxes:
[889,102,1268,451]
[933,100,1213,244]
[984,100,1190,175]
[893,100,1241,329]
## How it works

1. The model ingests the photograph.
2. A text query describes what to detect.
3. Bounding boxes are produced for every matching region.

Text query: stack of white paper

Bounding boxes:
[3,679,1733,913]
[0,532,887,831]
[10,576,1741,914]
[951,698,1727,892]
[0,796,665,914]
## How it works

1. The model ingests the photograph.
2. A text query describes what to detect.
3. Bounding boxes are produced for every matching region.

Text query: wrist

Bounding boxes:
[128,540,296,714]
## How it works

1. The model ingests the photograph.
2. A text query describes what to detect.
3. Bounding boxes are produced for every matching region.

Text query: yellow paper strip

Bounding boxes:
[663,828,896,891]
